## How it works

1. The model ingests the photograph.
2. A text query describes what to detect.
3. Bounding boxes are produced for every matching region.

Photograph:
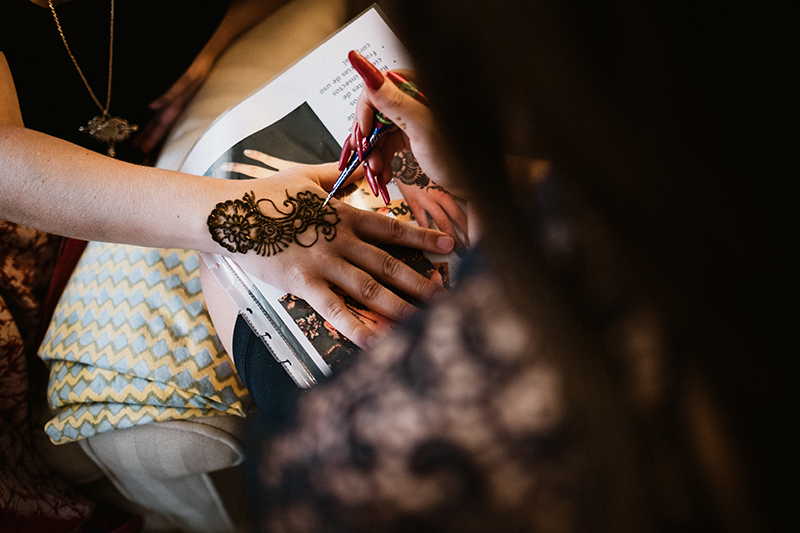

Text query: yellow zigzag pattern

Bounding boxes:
[38,242,251,444]
[46,404,224,443]
[47,361,245,412]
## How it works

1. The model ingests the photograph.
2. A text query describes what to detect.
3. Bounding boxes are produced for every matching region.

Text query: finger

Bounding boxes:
[428,203,465,250]
[289,275,380,349]
[220,162,276,178]
[404,197,430,228]
[317,162,364,192]
[440,196,470,245]
[347,207,455,256]
[338,233,448,304]
[244,150,297,171]
[363,162,379,197]
[338,134,353,171]
[354,98,377,143]
[364,146,386,180]
[351,61,433,143]
[326,253,432,321]
[278,161,350,191]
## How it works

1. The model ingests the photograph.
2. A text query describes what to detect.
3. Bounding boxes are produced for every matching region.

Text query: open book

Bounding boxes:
[180,5,462,388]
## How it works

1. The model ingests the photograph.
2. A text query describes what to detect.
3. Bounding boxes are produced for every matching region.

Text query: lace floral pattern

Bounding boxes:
[1,220,92,522]
[255,270,585,533]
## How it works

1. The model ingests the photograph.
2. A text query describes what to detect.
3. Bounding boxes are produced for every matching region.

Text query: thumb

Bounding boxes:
[315,161,365,192]
[349,51,434,142]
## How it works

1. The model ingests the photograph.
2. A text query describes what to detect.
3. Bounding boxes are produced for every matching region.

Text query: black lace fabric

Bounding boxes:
[255,270,585,533]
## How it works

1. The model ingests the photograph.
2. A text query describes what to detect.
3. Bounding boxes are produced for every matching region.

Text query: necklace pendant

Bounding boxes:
[79,115,138,157]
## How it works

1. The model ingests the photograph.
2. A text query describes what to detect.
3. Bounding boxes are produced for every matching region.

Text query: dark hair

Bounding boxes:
[382,0,793,531]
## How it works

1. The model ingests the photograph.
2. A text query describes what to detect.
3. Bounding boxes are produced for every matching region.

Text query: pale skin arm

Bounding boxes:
[0,54,453,348]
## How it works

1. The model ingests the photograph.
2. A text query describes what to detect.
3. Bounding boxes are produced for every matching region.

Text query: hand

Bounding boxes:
[134,54,215,156]
[343,51,464,200]
[393,150,469,250]
[209,157,455,349]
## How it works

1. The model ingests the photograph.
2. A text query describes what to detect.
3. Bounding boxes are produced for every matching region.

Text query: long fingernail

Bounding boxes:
[364,162,379,196]
[338,134,352,171]
[349,50,384,90]
[385,70,409,86]
[379,182,391,205]
[354,123,365,162]
[386,71,429,103]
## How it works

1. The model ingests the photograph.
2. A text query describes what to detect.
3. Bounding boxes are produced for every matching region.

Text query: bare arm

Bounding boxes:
[138,0,292,154]
[1,53,454,347]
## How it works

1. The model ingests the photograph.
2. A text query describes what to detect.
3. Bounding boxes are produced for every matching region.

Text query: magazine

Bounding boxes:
[180,5,462,388]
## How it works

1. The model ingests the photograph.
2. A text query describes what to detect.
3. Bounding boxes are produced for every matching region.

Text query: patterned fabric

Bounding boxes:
[38,241,252,444]
[254,263,585,533]
[1,220,93,526]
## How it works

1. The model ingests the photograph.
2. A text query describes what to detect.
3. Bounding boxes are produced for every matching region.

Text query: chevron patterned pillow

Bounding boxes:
[37,241,252,444]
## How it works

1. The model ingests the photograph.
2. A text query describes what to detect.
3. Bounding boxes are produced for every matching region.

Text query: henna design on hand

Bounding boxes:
[392,150,430,188]
[425,184,451,195]
[392,150,452,196]
[208,190,340,256]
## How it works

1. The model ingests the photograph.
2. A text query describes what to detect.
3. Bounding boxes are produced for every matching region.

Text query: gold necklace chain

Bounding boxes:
[48,0,137,157]
[49,0,114,116]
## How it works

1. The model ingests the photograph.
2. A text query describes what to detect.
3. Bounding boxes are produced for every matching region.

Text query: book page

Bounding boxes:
[180,6,411,176]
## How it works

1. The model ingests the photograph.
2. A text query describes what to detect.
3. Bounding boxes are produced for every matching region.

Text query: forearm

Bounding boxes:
[0,124,228,253]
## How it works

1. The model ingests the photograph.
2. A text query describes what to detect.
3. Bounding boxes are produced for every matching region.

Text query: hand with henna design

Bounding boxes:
[342,52,466,201]
[392,150,469,250]
[205,152,455,349]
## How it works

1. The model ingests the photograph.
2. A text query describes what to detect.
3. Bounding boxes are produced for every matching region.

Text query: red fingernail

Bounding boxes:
[379,182,391,205]
[385,70,408,86]
[338,134,352,171]
[349,50,384,90]
[355,123,365,162]
[364,162,379,196]
[386,71,428,102]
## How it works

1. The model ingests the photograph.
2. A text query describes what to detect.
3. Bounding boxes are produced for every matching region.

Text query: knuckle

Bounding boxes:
[386,217,406,240]
[391,297,417,322]
[358,276,384,302]
[413,274,437,300]
[385,87,408,113]
[380,253,403,280]
[319,298,351,325]
[285,264,313,294]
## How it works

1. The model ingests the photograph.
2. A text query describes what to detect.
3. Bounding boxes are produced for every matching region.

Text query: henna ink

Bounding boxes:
[388,202,413,218]
[425,184,451,195]
[208,190,339,256]
[392,150,452,196]
[392,150,429,188]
